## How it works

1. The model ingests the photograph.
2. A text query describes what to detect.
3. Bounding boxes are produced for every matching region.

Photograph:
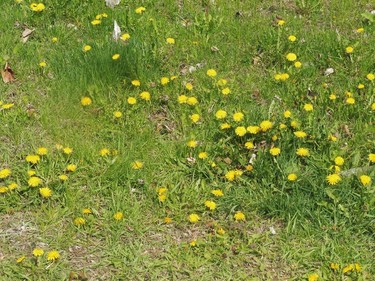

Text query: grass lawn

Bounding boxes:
[0,0,374,280]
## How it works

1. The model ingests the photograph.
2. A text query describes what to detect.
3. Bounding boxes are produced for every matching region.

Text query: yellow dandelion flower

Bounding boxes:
[26,155,40,164]
[280,73,289,80]
[166,37,175,44]
[83,45,91,52]
[366,73,374,81]
[39,61,47,68]
[186,96,198,105]
[39,187,52,198]
[27,170,36,177]
[327,174,341,185]
[139,91,150,101]
[66,164,77,172]
[294,131,307,138]
[259,120,273,131]
[330,263,339,270]
[120,33,130,41]
[220,123,231,130]
[178,95,188,104]
[131,80,141,86]
[135,6,146,14]
[345,46,353,53]
[343,264,354,273]
[207,69,217,77]
[277,19,285,26]
[190,114,200,123]
[211,189,224,197]
[113,111,122,118]
[359,175,371,186]
[0,186,9,193]
[164,217,172,224]
[198,152,208,159]
[245,141,254,149]
[161,77,170,85]
[308,273,319,281]
[91,19,101,25]
[270,147,281,156]
[334,156,344,166]
[112,54,120,60]
[235,126,247,137]
[131,161,143,169]
[100,148,110,156]
[222,87,231,95]
[32,248,44,257]
[47,250,60,261]
[303,103,313,111]
[81,96,92,106]
[74,217,85,226]
[16,256,26,263]
[287,173,297,181]
[346,97,355,104]
[127,97,137,105]
[185,83,193,91]
[296,147,310,157]
[288,35,297,42]
[187,140,198,148]
[8,182,18,190]
[247,126,260,134]
[356,27,364,33]
[290,120,300,129]
[369,153,375,163]
[204,200,216,211]
[188,213,200,223]
[63,147,73,155]
[113,212,124,220]
[59,175,68,181]
[82,208,92,214]
[286,53,297,61]
[36,147,48,155]
[234,211,245,221]
[0,168,11,179]
[294,61,302,68]
[233,112,244,122]
[215,110,227,119]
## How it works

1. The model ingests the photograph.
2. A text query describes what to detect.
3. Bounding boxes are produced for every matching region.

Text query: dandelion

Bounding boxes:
[356,27,364,33]
[357,83,364,89]
[207,69,217,77]
[354,263,361,272]
[58,175,68,181]
[197,152,208,159]
[160,77,170,85]
[39,61,47,68]
[327,174,341,185]
[270,147,281,156]
[0,168,11,179]
[178,95,188,104]
[329,94,336,100]
[205,200,216,211]
[113,212,124,220]
[26,155,40,164]
[47,250,60,261]
[369,153,375,163]
[225,170,236,181]
[91,19,101,25]
[185,83,193,91]
[127,97,137,105]
[245,141,254,149]
[234,211,245,221]
[189,240,197,247]
[36,147,48,155]
[294,131,307,138]
[334,157,344,166]
[131,80,141,86]
[81,97,92,106]
[259,120,273,131]
[83,45,92,52]
[190,114,200,123]
[371,103,375,111]
[215,110,227,119]
[112,54,120,60]
[131,161,143,169]
[290,120,299,129]
[82,208,92,214]
[286,53,297,61]
[277,19,285,26]
[188,213,200,223]
[287,173,297,181]
[294,61,302,68]
[30,3,45,12]
[113,111,122,118]
[16,256,26,263]
[135,6,146,14]
[345,46,353,53]
[279,123,287,129]
[217,79,227,86]
[2,103,14,109]
[0,186,8,193]
[28,170,36,177]
[139,91,150,101]
[346,97,355,104]
[100,148,110,156]
[296,148,310,157]
[211,189,224,197]
[288,35,297,42]
[233,112,244,122]
[366,73,374,81]
[166,37,175,44]
[186,97,198,105]
[63,147,73,155]
[330,263,339,270]
[308,273,319,281]
[220,123,231,130]
[164,217,172,223]
[235,126,247,137]
[247,126,260,134]
[120,33,130,41]
[359,175,371,186]
[32,248,44,257]
[66,164,77,172]
[39,187,52,198]
[280,73,289,80]
[187,140,198,148]
[222,87,231,95]
[8,183,18,190]
[74,217,86,226]
[343,264,354,273]
[303,103,313,111]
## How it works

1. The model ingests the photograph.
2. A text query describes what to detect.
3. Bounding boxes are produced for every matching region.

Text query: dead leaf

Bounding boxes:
[211,46,219,52]
[1,62,15,83]
[22,28,34,43]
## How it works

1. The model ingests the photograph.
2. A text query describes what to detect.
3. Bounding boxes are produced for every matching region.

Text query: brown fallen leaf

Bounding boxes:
[22,28,34,43]
[1,62,15,83]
